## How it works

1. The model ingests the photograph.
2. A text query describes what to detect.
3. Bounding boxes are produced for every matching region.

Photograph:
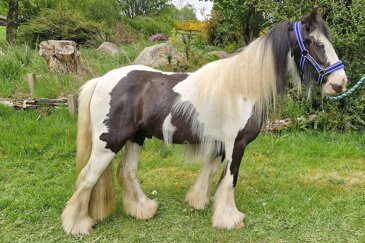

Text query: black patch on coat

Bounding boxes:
[99,70,207,153]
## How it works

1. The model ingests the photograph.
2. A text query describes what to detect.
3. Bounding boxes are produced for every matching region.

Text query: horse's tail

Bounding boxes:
[76,78,115,222]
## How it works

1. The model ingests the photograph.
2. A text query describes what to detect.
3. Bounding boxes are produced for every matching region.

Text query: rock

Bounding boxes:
[134,43,185,67]
[39,40,80,73]
[207,51,232,59]
[96,42,121,57]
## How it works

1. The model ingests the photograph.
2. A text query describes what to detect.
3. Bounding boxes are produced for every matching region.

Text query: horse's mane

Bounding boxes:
[190,21,292,119]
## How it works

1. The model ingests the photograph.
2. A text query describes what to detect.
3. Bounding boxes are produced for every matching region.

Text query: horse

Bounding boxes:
[62,8,348,235]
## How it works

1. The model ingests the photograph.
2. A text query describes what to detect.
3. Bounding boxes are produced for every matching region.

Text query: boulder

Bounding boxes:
[207,51,232,59]
[39,40,80,73]
[134,43,185,67]
[96,42,121,57]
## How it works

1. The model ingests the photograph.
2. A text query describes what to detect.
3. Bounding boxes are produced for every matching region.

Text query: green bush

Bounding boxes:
[123,7,178,37]
[17,8,108,47]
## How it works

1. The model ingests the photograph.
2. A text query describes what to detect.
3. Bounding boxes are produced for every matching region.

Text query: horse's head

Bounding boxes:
[290,7,347,95]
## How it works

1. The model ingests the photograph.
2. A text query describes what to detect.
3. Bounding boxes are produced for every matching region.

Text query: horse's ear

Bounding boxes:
[301,7,321,24]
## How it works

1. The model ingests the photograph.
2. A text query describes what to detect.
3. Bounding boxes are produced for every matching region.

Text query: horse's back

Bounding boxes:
[86,65,190,149]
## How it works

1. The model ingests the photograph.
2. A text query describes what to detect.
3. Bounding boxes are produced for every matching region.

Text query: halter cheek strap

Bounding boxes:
[293,21,344,85]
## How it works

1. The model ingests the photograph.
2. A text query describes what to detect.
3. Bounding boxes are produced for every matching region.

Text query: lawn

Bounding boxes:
[0,105,364,242]
[0,26,5,42]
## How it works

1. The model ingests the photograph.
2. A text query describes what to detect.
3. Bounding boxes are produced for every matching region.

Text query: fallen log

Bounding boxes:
[0,98,69,110]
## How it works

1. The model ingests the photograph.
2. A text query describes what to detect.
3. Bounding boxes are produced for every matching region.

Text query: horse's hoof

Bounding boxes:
[62,215,94,235]
[124,197,158,220]
[185,190,210,209]
[234,221,245,229]
[212,208,245,229]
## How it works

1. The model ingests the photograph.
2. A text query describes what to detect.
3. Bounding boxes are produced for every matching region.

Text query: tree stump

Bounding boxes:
[39,40,80,73]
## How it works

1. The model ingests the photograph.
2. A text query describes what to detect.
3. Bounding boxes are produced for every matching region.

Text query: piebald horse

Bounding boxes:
[62,8,347,234]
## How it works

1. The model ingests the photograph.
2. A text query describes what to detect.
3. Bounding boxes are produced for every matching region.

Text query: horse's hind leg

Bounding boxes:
[186,156,221,209]
[62,140,117,235]
[117,141,158,219]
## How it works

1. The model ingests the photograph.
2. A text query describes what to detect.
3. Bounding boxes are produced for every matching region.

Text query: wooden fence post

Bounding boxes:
[67,94,77,115]
[27,73,36,98]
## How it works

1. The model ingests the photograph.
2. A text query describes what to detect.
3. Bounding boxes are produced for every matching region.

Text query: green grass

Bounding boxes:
[0,105,364,242]
[0,26,5,42]
[0,40,155,98]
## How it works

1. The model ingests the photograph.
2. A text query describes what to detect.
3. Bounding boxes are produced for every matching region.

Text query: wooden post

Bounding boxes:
[27,73,36,98]
[67,95,77,115]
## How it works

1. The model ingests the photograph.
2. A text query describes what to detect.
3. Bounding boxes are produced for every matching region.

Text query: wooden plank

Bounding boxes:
[27,73,36,98]
[67,95,77,115]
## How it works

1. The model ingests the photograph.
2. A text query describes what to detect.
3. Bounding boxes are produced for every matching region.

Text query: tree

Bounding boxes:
[2,0,18,44]
[119,0,170,18]
[1,0,57,44]
[178,3,197,21]
[208,0,265,46]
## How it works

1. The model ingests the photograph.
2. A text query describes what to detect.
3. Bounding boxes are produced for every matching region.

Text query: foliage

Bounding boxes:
[109,23,143,44]
[69,0,123,25]
[0,26,5,42]
[177,3,197,21]
[123,6,179,36]
[224,42,239,54]
[208,0,264,46]
[119,0,170,18]
[206,9,242,46]
[17,8,108,47]
[176,20,208,32]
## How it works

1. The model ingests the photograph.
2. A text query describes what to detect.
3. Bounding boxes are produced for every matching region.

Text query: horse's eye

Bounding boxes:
[316,42,325,49]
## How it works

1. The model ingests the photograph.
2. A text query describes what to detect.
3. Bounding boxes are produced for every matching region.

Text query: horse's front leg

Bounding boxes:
[186,156,221,209]
[212,140,246,229]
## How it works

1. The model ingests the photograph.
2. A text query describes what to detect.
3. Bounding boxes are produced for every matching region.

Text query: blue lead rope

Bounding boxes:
[327,74,365,100]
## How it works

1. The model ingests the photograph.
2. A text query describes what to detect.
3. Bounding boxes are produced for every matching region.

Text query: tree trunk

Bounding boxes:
[5,0,19,44]
[39,40,81,73]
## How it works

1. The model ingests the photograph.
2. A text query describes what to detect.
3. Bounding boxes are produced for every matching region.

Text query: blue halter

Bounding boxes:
[293,21,344,85]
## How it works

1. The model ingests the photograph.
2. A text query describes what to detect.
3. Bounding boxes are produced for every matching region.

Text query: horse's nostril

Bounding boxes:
[331,83,343,93]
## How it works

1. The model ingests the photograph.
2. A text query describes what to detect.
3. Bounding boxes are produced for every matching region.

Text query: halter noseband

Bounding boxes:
[293,21,344,85]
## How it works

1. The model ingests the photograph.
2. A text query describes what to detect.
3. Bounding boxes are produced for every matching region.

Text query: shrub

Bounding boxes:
[109,23,142,44]
[18,8,108,47]
[175,21,209,32]
[123,7,179,37]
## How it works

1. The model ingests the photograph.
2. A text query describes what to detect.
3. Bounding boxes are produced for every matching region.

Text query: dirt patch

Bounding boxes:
[301,169,365,187]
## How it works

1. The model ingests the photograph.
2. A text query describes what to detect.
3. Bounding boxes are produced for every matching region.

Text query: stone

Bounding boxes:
[134,43,185,67]
[96,42,121,57]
